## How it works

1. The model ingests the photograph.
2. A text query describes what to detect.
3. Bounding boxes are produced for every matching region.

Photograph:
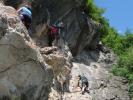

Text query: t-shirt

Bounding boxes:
[18,7,32,18]
[80,76,88,83]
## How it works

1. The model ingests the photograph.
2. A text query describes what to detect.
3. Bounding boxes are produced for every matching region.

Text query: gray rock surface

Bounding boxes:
[0,4,54,100]
[0,4,73,100]
[62,50,130,100]
[1,1,130,100]
[32,0,101,56]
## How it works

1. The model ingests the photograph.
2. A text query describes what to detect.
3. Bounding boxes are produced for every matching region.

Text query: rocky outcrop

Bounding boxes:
[32,0,101,56]
[0,3,72,100]
[0,0,130,100]
[63,50,130,100]
[0,4,52,100]
[0,4,57,100]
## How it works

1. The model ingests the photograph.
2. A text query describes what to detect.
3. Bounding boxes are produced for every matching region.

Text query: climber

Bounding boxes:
[48,25,58,46]
[48,21,64,46]
[17,4,32,30]
[78,75,90,94]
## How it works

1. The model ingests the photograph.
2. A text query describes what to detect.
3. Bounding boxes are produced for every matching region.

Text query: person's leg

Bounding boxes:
[81,83,86,94]
[85,82,89,93]
[48,34,53,46]
[53,32,59,46]
[25,22,30,29]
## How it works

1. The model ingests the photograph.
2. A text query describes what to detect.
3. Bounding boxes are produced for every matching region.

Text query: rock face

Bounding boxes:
[3,0,22,9]
[32,0,100,56]
[0,4,54,100]
[65,50,130,100]
[0,4,72,100]
[0,1,130,100]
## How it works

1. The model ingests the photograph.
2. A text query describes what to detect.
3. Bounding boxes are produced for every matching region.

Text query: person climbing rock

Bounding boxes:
[17,3,32,30]
[78,75,90,94]
[48,21,64,46]
[48,25,58,46]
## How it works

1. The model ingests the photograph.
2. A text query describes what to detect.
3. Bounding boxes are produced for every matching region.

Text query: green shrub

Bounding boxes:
[129,84,133,98]
[112,66,129,77]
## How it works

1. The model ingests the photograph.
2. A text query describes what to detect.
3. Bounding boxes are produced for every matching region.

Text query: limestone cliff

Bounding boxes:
[32,0,101,56]
[0,1,130,100]
[0,3,54,100]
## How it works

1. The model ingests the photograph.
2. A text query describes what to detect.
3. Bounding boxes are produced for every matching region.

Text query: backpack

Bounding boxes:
[50,26,58,36]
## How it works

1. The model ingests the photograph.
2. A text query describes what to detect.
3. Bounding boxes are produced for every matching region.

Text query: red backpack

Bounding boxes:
[50,26,58,36]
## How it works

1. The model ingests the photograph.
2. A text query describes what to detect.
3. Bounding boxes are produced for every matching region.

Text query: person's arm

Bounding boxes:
[17,7,23,15]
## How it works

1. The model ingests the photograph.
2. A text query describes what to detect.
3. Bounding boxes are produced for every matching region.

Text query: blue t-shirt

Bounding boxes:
[18,7,32,18]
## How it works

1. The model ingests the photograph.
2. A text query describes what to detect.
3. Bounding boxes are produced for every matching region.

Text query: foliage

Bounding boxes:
[87,0,105,22]
[86,0,133,98]
[112,46,133,78]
